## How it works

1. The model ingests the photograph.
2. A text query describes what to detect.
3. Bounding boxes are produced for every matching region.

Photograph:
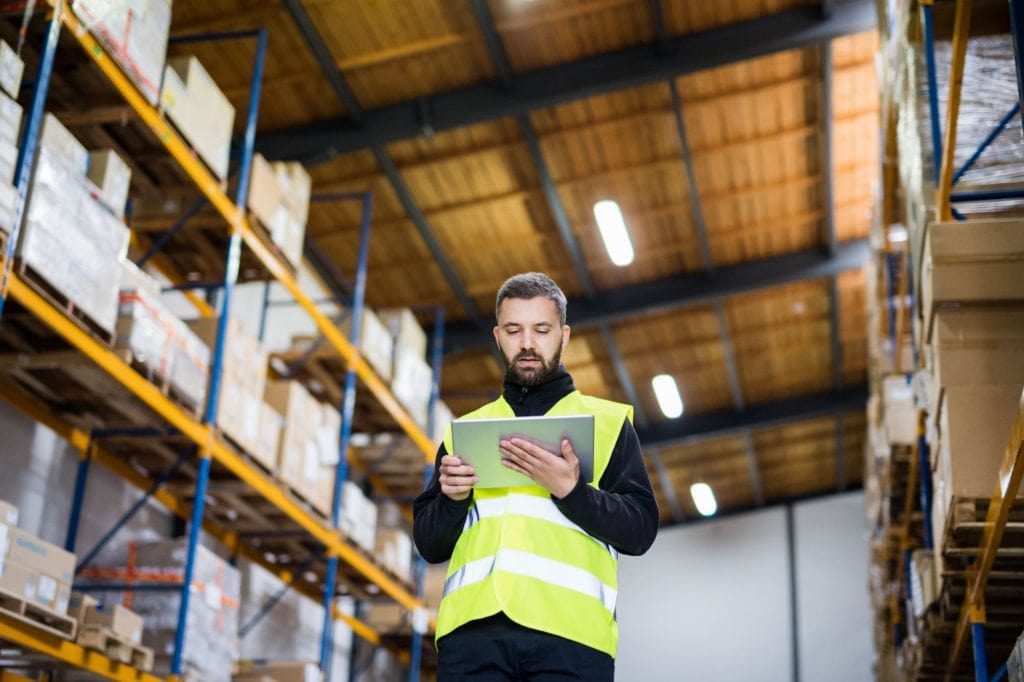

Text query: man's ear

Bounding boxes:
[562,324,571,349]
[493,325,501,346]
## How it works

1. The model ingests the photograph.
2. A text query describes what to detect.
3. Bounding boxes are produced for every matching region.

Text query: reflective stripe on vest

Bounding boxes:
[443,548,618,614]
[463,494,618,560]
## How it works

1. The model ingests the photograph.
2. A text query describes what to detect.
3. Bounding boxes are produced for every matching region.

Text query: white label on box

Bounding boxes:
[37,575,57,603]
[23,575,36,601]
[204,582,222,611]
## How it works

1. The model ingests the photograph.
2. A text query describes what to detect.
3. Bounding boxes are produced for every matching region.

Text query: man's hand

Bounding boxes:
[499,437,580,499]
[439,455,478,501]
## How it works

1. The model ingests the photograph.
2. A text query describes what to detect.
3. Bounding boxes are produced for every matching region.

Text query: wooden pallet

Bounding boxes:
[939,496,1024,571]
[15,260,117,347]
[0,587,77,640]
[77,624,154,672]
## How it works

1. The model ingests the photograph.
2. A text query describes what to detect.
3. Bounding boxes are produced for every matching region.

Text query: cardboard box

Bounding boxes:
[0,40,23,98]
[883,375,917,447]
[374,529,412,583]
[247,153,282,230]
[7,528,75,585]
[165,56,234,180]
[391,345,433,428]
[931,306,1024,394]
[922,218,1024,340]
[234,661,322,682]
[0,137,16,185]
[73,0,170,106]
[35,573,70,614]
[316,404,342,466]
[0,561,38,601]
[0,91,21,147]
[936,384,1024,502]
[0,180,16,234]
[275,162,311,225]
[0,499,17,526]
[85,603,144,644]
[379,308,428,361]
[87,149,132,217]
[68,592,99,625]
[160,62,192,136]
[40,113,88,175]
[255,401,284,472]
[265,379,319,490]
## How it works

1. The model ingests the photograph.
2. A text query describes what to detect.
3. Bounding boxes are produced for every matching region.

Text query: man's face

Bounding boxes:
[493,296,571,387]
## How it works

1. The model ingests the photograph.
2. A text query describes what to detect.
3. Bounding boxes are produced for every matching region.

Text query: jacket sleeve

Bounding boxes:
[412,442,474,563]
[553,417,660,555]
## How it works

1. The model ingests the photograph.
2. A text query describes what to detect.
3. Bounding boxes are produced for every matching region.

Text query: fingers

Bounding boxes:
[501,457,531,477]
[561,438,578,463]
[440,455,476,477]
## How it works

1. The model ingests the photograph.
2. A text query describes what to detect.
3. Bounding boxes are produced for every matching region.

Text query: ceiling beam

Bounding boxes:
[255,0,877,162]
[445,239,870,354]
[637,385,867,448]
[281,0,485,327]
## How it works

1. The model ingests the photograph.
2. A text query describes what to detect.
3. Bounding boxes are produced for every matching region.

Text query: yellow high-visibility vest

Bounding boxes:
[437,390,633,657]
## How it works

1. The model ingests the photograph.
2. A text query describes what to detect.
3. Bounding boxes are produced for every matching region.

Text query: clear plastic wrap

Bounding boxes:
[20,147,129,333]
[81,539,240,681]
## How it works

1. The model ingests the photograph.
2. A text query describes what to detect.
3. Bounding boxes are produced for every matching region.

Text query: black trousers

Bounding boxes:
[436,613,615,681]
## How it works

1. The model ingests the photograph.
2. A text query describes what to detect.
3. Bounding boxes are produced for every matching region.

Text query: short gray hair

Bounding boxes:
[495,272,567,326]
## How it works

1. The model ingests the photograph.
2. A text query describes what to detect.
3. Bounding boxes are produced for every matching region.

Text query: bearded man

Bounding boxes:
[413,272,659,681]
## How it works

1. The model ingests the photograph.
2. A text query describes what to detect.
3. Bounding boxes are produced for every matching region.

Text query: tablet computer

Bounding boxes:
[451,414,595,488]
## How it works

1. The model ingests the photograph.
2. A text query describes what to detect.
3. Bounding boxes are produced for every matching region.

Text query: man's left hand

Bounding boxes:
[499,437,580,499]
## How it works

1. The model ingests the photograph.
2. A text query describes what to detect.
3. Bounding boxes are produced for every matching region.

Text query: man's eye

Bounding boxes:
[537,329,549,334]
[507,329,519,335]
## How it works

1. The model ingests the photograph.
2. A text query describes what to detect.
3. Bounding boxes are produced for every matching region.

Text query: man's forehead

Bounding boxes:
[497,296,560,324]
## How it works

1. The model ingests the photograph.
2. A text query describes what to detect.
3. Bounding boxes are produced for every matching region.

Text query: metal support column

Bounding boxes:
[786,504,800,682]
[918,415,934,550]
[408,306,445,682]
[971,604,988,682]
[171,28,267,677]
[0,5,62,318]
[321,192,374,678]
[64,435,94,553]
[922,1,943,184]
[1009,0,1024,136]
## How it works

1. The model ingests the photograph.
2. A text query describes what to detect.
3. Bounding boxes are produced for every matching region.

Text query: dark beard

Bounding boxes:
[502,342,563,388]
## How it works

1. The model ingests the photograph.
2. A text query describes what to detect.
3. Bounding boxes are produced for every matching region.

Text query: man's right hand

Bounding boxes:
[439,455,478,501]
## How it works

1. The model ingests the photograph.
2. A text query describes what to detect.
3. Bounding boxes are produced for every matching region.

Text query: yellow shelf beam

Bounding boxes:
[945,391,1024,679]
[0,613,164,682]
[57,5,435,460]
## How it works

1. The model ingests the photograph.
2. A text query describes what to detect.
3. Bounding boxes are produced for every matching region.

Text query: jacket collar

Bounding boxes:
[502,364,576,417]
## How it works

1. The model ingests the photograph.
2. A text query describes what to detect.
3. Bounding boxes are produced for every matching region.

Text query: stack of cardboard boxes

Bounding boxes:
[381,308,434,429]
[188,316,270,456]
[338,481,377,552]
[72,0,171,107]
[117,261,210,411]
[160,55,234,180]
[20,115,131,335]
[234,660,324,682]
[84,539,240,679]
[0,500,75,629]
[339,307,395,382]
[265,378,322,496]
[248,153,312,268]
[0,40,22,235]
[374,529,413,584]
[920,218,1024,560]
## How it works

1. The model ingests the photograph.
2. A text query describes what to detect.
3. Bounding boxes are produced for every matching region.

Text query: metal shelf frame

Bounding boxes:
[907,1,1024,679]
[0,2,438,679]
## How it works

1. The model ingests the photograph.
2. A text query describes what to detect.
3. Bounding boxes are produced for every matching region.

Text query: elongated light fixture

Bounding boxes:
[690,482,718,517]
[593,200,635,266]
[651,374,683,418]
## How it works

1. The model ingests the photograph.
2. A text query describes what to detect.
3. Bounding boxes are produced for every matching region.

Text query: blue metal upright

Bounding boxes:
[922,2,943,185]
[169,28,268,677]
[0,7,61,319]
[918,432,934,550]
[408,306,446,682]
[320,192,374,679]
[972,620,989,682]
[64,434,94,553]
[1009,0,1024,136]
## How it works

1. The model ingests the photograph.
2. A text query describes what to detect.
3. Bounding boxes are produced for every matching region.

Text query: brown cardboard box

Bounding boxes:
[931,306,1024,393]
[254,401,284,472]
[68,592,99,624]
[165,56,234,180]
[247,153,282,230]
[339,307,394,381]
[0,560,38,601]
[86,149,131,217]
[85,603,144,644]
[0,499,17,526]
[234,661,322,682]
[265,380,318,491]
[7,528,76,585]
[379,308,428,361]
[936,384,1024,502]
[922,218,1024,340]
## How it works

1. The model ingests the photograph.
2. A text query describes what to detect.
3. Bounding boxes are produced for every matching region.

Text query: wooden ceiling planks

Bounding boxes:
[754,415,839,499]
[726,280,834,404]
[660,0,817,37]
[838,268,870,387]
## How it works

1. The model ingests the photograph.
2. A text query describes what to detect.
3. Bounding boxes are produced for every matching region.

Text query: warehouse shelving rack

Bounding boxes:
[877,1,1024,680]
[0,2,440,680]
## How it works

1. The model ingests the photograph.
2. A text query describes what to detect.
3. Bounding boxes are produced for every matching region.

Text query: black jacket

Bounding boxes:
[413,366,659,563]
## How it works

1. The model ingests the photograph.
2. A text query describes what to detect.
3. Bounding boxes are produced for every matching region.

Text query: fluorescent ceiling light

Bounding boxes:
[690,482,718,517]
[593,200,635,266]
[651,374,684,419]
